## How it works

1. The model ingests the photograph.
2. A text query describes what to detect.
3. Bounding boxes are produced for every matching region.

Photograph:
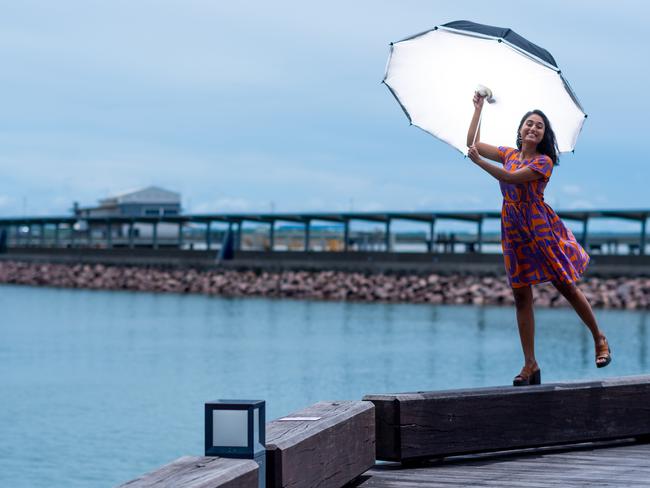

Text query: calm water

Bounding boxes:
[1,284,649,487]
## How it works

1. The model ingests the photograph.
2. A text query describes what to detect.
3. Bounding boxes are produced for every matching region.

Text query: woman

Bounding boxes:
[466,91,611,386]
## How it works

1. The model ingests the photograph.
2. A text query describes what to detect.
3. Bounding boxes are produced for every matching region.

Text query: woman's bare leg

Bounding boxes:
[513,285,537,367]
[551,280,609,366]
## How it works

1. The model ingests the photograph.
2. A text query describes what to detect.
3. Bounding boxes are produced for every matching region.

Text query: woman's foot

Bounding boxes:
[595,335,612,368]
[513,362,541,386]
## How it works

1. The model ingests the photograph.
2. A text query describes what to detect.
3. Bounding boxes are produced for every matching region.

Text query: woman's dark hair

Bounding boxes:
[516,109,559,165]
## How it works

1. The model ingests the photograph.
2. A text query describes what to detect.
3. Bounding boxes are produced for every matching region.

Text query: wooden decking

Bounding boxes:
[355,439,650,487]
[122,376,650,487]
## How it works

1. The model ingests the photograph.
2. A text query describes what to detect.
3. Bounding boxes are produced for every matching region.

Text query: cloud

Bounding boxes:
[0,195,13,208]
[566,200,595,210]
[1,0,649,218]
[561,184,582,195]
[192,197,256,214]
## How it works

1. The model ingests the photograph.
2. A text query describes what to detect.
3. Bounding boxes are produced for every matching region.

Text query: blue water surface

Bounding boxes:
[1,284,648,487]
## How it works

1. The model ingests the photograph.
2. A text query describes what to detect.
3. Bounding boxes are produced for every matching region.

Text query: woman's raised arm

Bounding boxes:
[466,92,502,163]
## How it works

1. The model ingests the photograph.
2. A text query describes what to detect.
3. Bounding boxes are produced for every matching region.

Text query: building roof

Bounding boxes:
[99,186,181,206]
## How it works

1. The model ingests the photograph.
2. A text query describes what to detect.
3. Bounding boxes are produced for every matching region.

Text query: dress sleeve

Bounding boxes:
[497,146,515,164]
[526,155,553,179]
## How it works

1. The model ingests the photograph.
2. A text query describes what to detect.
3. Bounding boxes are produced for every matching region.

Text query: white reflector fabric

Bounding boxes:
[384,26,586,154]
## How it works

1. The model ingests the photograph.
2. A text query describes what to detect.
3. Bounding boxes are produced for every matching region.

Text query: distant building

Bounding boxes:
[76,186,182,244]
[77,186,181,219]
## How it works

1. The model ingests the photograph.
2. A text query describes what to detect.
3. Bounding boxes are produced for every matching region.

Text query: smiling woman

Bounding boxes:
[467,90,611,387]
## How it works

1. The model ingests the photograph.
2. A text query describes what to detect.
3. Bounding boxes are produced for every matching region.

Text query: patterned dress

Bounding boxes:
[498,146,590,288]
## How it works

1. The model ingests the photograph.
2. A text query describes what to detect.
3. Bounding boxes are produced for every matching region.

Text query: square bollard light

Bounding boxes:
[205,399,266,488]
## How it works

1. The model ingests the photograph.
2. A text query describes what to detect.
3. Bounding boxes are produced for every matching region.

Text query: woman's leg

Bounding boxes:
[513,285,537,367]
[551,280,609,366]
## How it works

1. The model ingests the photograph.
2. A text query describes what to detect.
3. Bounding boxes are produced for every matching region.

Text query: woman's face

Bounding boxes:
[520,114,545,146]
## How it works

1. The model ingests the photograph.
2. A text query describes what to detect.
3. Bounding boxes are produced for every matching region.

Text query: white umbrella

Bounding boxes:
[383,20,586,154]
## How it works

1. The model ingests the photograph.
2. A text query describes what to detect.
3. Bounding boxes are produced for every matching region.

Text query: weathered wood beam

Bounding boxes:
[117,455,258,487]
[364,375,650,462]
[265,401,375,488]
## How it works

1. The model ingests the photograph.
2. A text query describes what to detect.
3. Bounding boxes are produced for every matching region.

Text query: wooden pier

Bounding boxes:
[120,375,650,487]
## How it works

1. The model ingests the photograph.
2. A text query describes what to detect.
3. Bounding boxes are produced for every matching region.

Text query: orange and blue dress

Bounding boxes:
[498,146,590,288]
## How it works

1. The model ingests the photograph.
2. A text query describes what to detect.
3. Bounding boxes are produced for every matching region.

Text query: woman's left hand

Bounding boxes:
[468,145,481,163]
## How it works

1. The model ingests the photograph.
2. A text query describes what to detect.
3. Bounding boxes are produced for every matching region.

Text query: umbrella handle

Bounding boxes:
[471,110,483,147]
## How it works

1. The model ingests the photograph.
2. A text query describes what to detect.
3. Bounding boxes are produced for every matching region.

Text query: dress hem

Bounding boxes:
[507,256,590,288]
[509,277,581,289]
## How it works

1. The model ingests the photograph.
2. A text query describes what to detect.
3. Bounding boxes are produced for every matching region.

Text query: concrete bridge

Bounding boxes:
[1,208,649,255]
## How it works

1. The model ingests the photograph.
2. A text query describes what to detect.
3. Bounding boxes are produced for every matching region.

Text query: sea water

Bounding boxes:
[1,284,648,487]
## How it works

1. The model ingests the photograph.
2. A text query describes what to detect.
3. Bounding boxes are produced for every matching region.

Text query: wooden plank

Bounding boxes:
[357,441,650,488]
[265,401,375,488]
[364,375,650,462]
[118,455,258,487]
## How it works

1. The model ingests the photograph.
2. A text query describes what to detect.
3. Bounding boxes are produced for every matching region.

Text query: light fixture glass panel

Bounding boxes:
[212,410,248,447]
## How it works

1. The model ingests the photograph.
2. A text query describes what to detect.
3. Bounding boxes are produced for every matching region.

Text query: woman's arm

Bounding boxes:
[468,145,543,183]
[466,93,502,163]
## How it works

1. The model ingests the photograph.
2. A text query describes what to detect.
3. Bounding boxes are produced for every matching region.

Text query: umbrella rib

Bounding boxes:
[382,81,413,125]
[559,73,587,115]
[382,43,395,83]
[394,26,439,43]
[437,25,501,41]
[437,25,560,72]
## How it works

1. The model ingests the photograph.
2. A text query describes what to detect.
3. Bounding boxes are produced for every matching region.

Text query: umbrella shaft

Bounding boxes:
[472,111,482,146]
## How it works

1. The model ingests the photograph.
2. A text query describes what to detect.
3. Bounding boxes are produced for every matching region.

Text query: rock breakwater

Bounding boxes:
[1,260,649,309]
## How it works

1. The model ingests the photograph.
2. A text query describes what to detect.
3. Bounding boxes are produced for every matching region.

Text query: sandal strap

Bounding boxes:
[516,363,539,379]
[596,337,610,358]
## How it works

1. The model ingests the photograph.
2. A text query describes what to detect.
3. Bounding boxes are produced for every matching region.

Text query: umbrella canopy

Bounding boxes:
[383,20,586,154]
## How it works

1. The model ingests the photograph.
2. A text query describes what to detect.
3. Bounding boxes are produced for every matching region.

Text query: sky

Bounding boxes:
[1,0,649,231]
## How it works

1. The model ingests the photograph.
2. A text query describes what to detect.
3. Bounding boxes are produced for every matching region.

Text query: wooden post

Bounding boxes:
[269,221,275,251]
[477,218,483,253]
[343,220,350,251]
[236,221,242,251]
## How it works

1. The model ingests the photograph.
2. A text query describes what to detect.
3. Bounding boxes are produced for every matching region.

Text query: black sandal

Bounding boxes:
[596,336,612,368]
[513,363,541,386]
